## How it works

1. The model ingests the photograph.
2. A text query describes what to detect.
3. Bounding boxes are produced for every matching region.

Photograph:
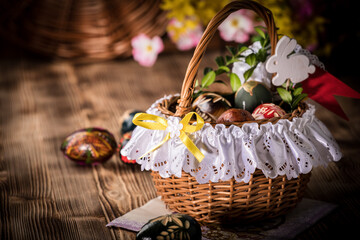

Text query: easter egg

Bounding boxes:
[192,93,231,121]
[252,103,286,120]
[234,80,272,113]
[216,108,254,123]
[61,128,117,165]
[118,132,136,164]
[136,213,202,240]
[120,110,143,134]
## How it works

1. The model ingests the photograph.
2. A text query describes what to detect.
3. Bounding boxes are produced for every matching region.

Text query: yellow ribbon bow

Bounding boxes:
[132,112,205,162]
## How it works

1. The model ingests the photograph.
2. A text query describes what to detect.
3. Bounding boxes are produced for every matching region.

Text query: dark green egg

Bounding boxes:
[234,80,272,112]
[120,110,143,134]
[136,213,202,240]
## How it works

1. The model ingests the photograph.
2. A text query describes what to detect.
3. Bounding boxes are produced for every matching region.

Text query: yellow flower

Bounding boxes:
[161,0,230,25]
[161,0,195,22]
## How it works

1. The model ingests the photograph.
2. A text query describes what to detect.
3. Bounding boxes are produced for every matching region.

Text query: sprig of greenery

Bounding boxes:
[195,43,248,93]
[277,81,308,112]
[242,26,270,82]
[195,26,271,95]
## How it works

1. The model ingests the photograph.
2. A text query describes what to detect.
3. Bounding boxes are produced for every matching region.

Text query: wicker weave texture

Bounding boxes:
[152,170,311,224]
[0,0,167,62]
[157,95,308,127]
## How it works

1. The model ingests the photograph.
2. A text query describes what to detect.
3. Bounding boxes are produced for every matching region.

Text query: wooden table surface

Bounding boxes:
[1,43,360,239]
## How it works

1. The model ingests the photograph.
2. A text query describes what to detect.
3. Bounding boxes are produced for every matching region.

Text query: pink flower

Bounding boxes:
[131,34,164,67]
[167,18,203,51]
[218,10,255,43]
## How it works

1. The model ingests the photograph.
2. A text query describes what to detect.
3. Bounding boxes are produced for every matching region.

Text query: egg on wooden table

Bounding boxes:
[61,127,117,165]
[136,213,202,240]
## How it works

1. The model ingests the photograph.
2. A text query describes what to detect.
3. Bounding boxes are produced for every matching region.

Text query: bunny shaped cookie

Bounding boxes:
[266,36,315,86]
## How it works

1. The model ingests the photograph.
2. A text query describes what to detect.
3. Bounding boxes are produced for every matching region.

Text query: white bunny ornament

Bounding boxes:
[266,36,316,86]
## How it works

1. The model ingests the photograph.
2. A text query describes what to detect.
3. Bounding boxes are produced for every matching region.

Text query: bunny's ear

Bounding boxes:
[275,36,297,57]
[282,38,297,57]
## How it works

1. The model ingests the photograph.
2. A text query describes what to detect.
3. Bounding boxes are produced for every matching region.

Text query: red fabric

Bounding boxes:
[302,67,360,121]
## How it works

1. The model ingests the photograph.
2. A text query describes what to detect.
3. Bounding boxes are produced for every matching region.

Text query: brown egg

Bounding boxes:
[192,93,231,121]
[216,108,255,123]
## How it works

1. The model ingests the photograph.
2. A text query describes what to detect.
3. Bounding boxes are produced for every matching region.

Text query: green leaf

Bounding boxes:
[294,82,303,89]
[195,79,199,88]
[237,46,249,56]
[226,58,239,65]
[291,93,308,109]
[215,56,225,67]
[261,37,269,48]
[243,66,256,81]
[225,55,232,63]
[218,66,230,72]
[251,35,262,43]
[215,66,230,75]
[203,67,213,75]
[277,87,293,104]
[245,53,257,67]
[293,87,303,96]
[230,73,241,92]
[256,48,269,62]
[226,46,237,56]
[254,26,266,39]
[201,70,216,88]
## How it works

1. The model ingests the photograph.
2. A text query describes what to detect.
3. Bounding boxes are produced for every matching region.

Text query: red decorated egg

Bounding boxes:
[61,128,117,165]
[252,103,286,120]
[118,132,136,164]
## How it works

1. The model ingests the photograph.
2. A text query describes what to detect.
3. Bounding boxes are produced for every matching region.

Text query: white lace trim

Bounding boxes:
[121,95,342,184]
[294,44,326,70]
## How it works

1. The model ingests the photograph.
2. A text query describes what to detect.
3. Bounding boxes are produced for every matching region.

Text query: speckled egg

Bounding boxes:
[192,93,231,121]
[136,213,202,240]
[61,128,117,165]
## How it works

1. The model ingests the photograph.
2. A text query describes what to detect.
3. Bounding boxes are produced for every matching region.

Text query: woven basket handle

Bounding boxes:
[175,0,278,117]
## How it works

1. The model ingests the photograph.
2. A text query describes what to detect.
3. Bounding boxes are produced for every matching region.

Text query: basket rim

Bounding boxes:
[157,95,308,128]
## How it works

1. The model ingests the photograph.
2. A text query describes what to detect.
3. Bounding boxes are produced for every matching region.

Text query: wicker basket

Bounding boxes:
[0,0,167,62]
[151,0,311,224]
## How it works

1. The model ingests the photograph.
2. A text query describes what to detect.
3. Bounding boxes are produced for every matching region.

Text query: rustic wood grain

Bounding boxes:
[1,43,360,240]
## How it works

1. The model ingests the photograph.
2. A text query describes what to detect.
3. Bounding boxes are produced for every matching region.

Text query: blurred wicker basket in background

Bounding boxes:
[0,0,167,62]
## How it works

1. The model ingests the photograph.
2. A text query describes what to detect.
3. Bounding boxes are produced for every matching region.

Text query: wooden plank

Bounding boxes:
[0,59,114,239]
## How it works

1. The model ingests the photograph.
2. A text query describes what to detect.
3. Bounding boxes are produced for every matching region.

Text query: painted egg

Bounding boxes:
[234,80,272,113]
[118,132,136,164]
[252,103,286,120]
[192,93,231,121]
[120,110,143,134]
[136,213,202,240]
[61,128,117,165]
[217,108,254,123]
